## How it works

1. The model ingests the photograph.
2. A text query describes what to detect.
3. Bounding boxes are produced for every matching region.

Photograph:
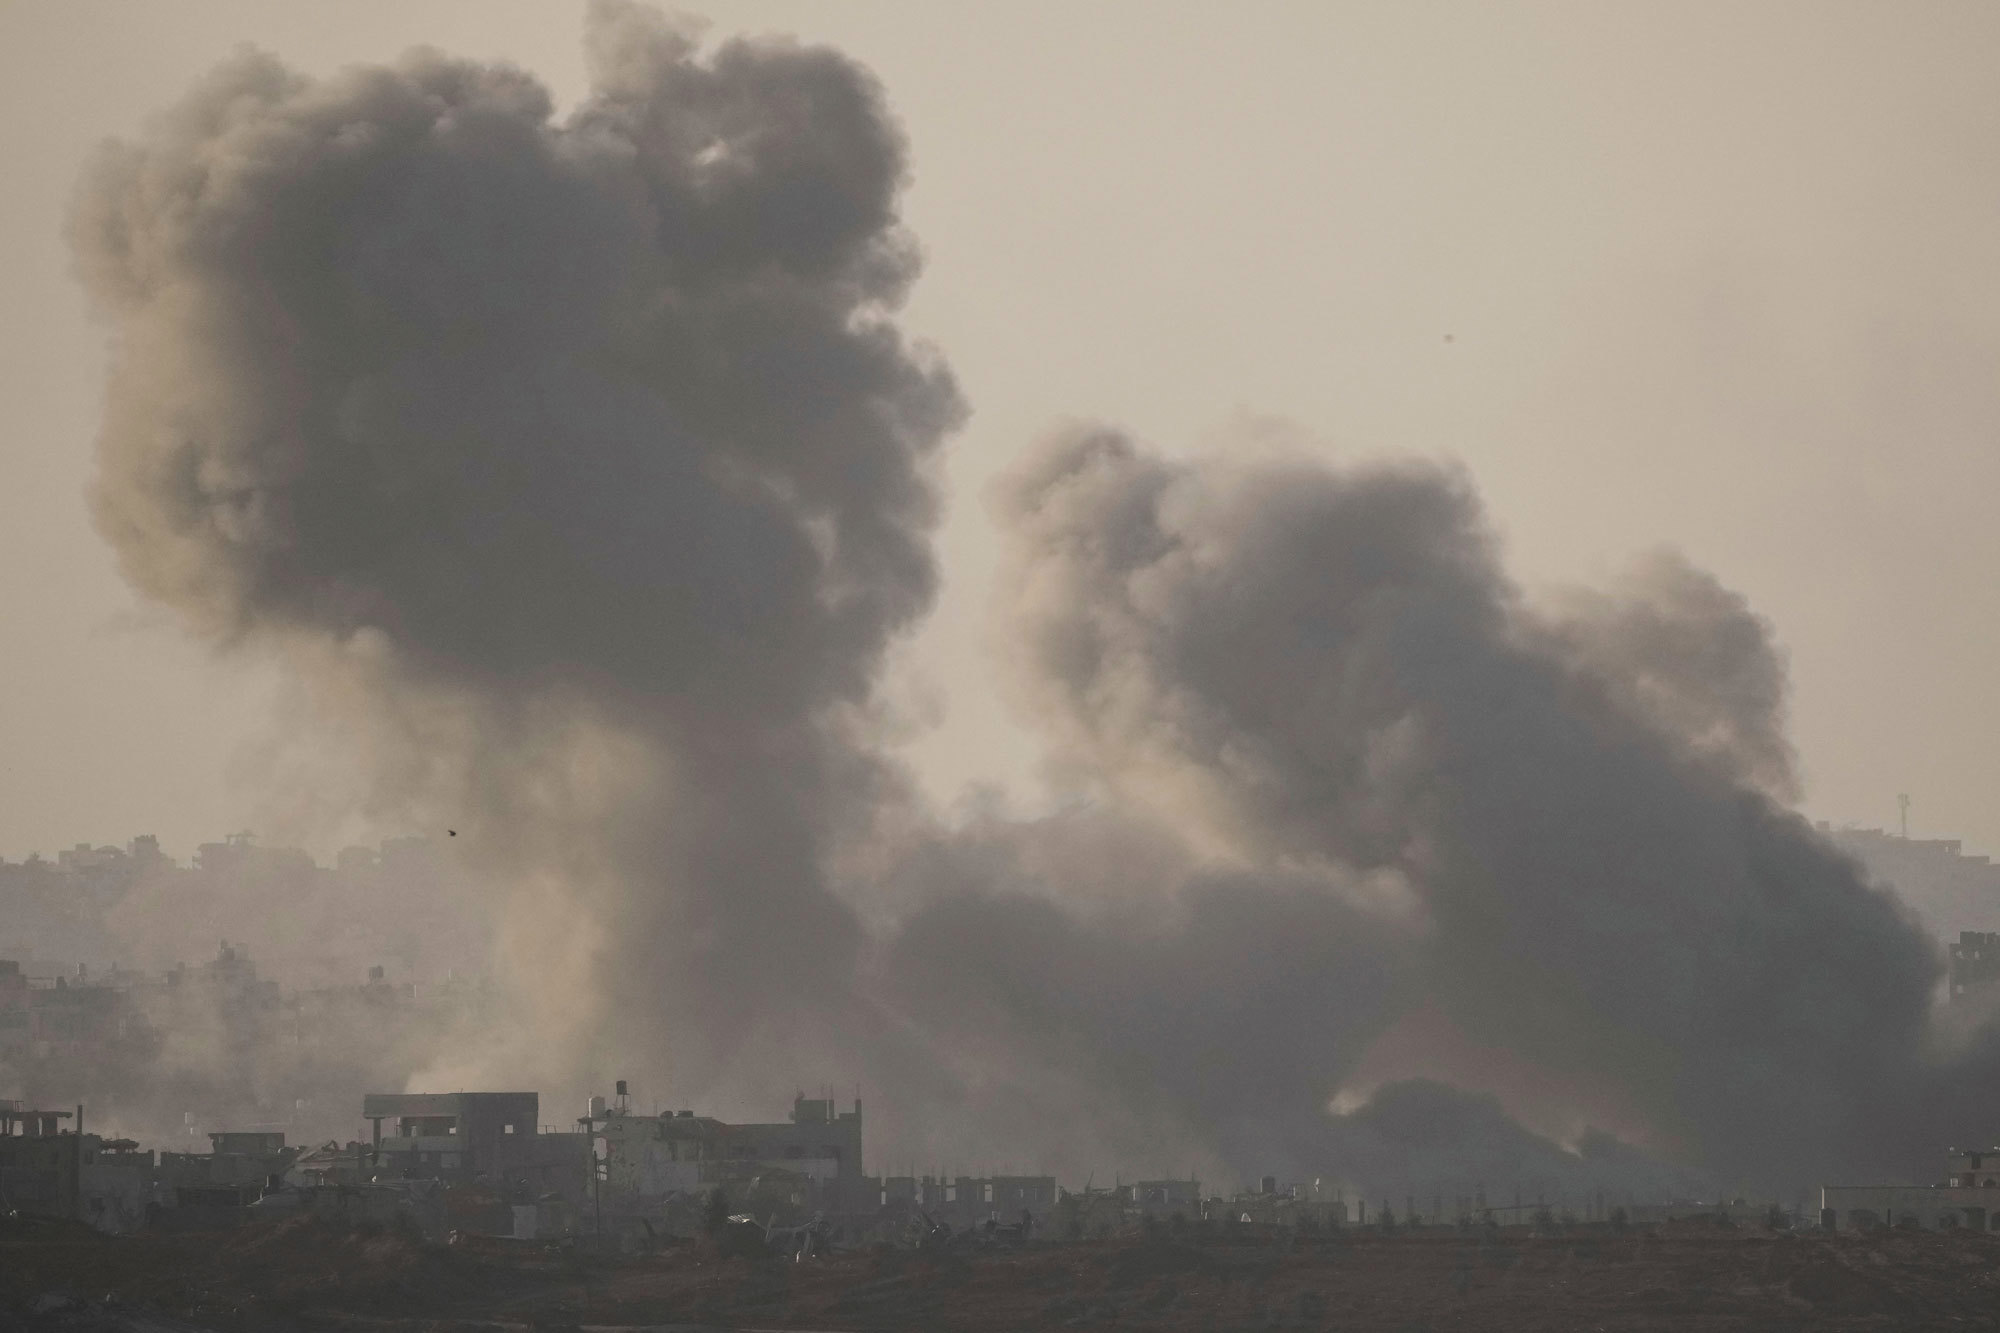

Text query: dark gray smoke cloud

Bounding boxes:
[872,804,1419,1177]
[70,1,2000,1198]
[973,425,2000,1191]
[1541,550,1799,802]
[72,0,960,1102]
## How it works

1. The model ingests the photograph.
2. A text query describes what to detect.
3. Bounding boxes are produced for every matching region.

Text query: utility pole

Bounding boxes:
[1899,793,1911,839]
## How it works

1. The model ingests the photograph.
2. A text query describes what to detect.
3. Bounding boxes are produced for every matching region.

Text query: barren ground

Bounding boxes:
[5,1214,1998,1331]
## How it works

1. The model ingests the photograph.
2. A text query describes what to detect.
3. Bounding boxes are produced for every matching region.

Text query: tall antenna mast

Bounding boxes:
[1898,793,1911,839]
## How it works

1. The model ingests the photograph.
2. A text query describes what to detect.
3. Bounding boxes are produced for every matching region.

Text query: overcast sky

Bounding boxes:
[4,0,1998,862]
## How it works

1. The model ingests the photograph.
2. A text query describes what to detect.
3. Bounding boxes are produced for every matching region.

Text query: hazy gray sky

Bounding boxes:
[4,0,1998,861]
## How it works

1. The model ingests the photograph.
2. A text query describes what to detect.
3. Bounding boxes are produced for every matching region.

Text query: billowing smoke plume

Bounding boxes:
[70,1,2000,1198]
[966,428,1987,1189]
[1542,550,1800,803]
[72,0,960,1105]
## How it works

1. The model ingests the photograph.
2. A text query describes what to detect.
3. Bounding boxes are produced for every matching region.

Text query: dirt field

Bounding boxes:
[6,1214,1999,1331]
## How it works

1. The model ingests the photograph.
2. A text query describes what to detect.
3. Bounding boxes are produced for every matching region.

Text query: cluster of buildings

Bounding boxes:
[7,1078,1999,1245]
[0,937,508,1152]
[0,1077,1358,1245]
[6,821,2000,1247]
[338,1086,1074,1245]
[0,957,146,1064]
[0,1102,307,1234]
[0,1082,1061,1245]
[0,831,491,995]
[0,937,464,1063]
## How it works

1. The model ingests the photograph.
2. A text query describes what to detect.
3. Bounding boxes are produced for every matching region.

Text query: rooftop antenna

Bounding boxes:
[1899,793,1911,839]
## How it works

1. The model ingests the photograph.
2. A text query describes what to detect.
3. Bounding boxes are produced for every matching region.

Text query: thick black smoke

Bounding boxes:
[71,2,1999,1197]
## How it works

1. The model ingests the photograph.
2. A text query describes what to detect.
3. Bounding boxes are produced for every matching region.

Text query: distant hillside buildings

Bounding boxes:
[0,934,507,1150]
[0,830,490,991]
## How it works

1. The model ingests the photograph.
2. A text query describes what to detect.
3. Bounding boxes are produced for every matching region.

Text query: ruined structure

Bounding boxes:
[158,1130,295,1209]
[587,1087,869,1232]
[361,1091,588,1201]
[0,1101,160,1232]
[0,1102,78,1219]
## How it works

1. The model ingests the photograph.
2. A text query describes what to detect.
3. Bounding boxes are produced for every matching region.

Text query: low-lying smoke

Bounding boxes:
[68,1,2000,1197]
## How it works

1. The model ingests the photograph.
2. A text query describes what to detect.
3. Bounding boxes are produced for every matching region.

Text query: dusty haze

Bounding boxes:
[10,1,2000,1199]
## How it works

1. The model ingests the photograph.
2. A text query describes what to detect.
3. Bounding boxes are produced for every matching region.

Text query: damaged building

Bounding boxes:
[0,1102,161,1233]
[0,1103,81,1220]
[586,1085,870,1233]
[581,1086,1063,1244]
[362,1091,590,1203]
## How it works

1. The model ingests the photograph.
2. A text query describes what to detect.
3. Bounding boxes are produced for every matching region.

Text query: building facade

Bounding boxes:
[362,1091,589,1200]
[1822,1149,2000,1231]
[589,1090,869,1228]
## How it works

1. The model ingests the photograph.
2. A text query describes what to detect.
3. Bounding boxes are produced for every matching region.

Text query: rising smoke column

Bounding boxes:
[71,0,962,1102]
[71,1,1999,1194]
[960,425,1966,1190]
